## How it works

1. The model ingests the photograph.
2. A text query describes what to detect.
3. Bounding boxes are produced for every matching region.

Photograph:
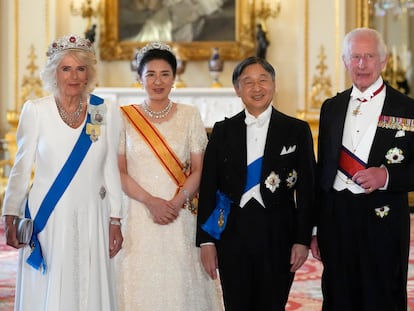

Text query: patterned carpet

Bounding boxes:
[2,218,414,311]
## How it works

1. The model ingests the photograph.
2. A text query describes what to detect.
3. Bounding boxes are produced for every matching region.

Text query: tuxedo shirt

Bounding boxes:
[239,104,271,208]
[333,77,385,193]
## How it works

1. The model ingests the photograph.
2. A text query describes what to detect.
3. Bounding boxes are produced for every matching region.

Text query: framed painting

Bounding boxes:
[99,0,256,61]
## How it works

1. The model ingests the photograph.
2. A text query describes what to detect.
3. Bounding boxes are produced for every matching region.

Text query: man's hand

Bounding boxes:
[290,243,309,272]
[200,244,218,279]
[352,166,387,193]
[310,236,321,261]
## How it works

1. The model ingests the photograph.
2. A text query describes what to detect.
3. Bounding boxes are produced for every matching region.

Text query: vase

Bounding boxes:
[174,48,187,88]
[130,50,142,88]
[208,47,224,88]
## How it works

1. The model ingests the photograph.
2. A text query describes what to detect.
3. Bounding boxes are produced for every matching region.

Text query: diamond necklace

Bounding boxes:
[56,99,83,126]
[142,100,173,119]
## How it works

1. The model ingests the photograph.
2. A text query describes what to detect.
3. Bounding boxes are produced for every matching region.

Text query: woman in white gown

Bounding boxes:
[2,34,123,311]
[116,42,223,310]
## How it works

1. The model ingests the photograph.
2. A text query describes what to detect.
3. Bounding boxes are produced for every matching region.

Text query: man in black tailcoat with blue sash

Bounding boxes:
[196,56,316,311]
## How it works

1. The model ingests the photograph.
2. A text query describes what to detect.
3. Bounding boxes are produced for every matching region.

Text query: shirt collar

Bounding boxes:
[245,104,272,127]
[351,77,384,101]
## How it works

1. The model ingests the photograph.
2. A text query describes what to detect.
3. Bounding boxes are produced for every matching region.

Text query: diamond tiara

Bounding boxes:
[46,34,95,58]
[135,42,173,64]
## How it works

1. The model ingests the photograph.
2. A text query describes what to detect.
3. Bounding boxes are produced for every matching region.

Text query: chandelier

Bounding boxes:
[371,0,414,16]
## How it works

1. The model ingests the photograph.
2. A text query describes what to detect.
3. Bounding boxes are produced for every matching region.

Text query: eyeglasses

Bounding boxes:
[349,53,378,63]
[238,77,273,88]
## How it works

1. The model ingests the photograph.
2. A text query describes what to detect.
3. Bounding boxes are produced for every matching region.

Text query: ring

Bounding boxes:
[368,187,373,192]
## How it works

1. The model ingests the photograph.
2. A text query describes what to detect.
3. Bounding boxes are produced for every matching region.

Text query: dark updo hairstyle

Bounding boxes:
[136,43,177,78]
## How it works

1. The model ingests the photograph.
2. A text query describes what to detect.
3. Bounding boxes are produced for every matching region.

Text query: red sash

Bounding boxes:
[338,146,367,178]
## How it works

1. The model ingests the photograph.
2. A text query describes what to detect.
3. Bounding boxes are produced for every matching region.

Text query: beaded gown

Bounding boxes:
[116,103,223,311]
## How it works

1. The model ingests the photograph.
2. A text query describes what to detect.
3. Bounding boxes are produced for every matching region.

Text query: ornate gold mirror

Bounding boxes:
[99,0,255,61]
[359,0,414,97]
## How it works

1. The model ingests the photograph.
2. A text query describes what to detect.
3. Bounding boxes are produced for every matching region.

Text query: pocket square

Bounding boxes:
[280,145,296,155]
[395,130,405,138]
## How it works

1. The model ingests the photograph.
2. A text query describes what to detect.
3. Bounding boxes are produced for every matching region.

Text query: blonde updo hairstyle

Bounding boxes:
[40,49,98,98]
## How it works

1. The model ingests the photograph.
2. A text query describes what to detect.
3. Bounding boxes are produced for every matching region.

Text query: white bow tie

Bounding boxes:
[245,115,267,127]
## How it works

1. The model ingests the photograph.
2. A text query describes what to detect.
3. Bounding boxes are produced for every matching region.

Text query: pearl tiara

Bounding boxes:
[46,34,95,58]
[135,42,173,64]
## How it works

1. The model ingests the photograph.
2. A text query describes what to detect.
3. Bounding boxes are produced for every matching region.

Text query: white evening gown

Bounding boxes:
[116,103,223,311]
[2,95,123,311]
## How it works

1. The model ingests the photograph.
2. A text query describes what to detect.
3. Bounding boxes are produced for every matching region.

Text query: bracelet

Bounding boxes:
[109,219,121,226]
[181,188,191,200]
[181,188,191,204]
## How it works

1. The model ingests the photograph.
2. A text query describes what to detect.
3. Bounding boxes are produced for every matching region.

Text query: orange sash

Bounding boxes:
[120,105,187,187]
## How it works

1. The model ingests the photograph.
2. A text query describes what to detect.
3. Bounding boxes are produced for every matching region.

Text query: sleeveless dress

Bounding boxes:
[116,103,223,311]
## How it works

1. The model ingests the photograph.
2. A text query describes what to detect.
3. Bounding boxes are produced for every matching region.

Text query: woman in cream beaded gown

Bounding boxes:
[115,42,223,311]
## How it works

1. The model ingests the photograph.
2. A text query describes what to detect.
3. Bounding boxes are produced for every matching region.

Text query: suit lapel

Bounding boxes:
[227,112,247,179]
[329,90,350,160]
[368,87,401,165]
[262,108,284,178]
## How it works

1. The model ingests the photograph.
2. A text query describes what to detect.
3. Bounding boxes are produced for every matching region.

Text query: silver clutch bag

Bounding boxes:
[14,217,33,244]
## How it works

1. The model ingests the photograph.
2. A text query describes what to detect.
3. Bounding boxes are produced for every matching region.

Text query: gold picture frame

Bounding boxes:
[99,0,256,61]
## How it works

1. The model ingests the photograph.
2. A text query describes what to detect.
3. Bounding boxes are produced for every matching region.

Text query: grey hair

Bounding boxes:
[232,56,276,87]
[342,27,388,62]
[40,49,98,97]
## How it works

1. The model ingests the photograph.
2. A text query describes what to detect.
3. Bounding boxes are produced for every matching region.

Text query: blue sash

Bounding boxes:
[201,190,232,240]
[243,157,263,193]
[26,94,104,272]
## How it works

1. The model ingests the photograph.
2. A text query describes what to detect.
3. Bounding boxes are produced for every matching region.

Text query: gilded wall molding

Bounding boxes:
[356,0,369,27]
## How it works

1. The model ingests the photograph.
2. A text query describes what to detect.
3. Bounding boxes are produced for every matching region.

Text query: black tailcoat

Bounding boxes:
[196,107,316,310]
[316,84,414,310]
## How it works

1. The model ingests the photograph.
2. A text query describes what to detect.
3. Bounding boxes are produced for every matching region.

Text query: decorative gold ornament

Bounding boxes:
[70,0,101,33]
[310,46,333,110]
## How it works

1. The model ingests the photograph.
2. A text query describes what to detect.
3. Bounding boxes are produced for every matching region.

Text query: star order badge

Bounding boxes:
[86,123,101,142]
[88,102,107,125]
[286,169,298,189]
[385,147,404,164]
[375,206,390,218]
[265,171,280,193]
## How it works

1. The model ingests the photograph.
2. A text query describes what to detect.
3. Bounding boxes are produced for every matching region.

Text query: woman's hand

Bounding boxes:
[146,196,179,225]
[3,215,26,249]
[109,219,123,258]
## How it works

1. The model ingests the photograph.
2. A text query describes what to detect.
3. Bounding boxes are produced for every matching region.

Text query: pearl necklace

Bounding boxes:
[56,99,83,127]
[143,100,173,119]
